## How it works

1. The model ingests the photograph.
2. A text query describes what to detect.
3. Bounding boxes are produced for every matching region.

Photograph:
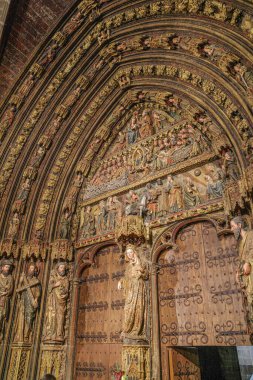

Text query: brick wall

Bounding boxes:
[0,0,75,103]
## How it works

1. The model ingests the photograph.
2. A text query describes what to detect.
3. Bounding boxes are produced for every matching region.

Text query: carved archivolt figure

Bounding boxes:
[7,211,20,240]
[43,262,69,343]
[231,217,253,328]
[14,263,41,343]
[118,246,148,340]
[0,259,14,343]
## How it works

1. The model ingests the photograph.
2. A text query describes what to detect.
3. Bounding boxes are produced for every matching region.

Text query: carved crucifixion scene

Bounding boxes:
[0,0,253,379]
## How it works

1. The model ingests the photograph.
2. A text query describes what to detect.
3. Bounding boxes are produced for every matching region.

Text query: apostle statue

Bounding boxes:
[43,262,69,343]
[0,259,14,343]
[230,216,253,328]
[118,245,149,341]
[14,263,41,343]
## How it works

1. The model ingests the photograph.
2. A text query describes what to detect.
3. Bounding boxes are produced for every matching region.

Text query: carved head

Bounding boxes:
[230,216,246,240]
[233,62,245,75]
[27,263,39,277]
[125,246,136,261]
[55,262,67,276]
[0,259,13,275]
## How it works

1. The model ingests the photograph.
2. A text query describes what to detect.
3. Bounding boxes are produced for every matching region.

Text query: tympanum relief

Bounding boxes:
[78,102,240,244]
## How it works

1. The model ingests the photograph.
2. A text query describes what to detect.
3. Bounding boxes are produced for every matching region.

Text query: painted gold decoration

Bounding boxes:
[122,345,150,380]
[39,348,66,380]
[22,240,47,260]
[7,347,30,380]
[0,239,18,259]
[51,240,73,261]
[116,216,148,246]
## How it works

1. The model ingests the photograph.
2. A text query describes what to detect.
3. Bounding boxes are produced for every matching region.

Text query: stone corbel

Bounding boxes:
[51,239,73,261]
[116,215,149,247]
[22,239,48,260]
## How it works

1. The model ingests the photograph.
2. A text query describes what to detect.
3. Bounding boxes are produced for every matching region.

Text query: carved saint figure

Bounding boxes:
[139,110,153,139]
[0,259,14,342]
[118,246,148,340]
[7,212,20,240]
[80,205,96,238]
[96,200,108,233]
[221,150,240,181]
[127,112,139,144]
[183,178,201,209]
[167,175,184,212]
[43,262,69,343]
[14,263,41,342]
[230,217,253,328]
[59,208,71,239]
[125,190,139,216]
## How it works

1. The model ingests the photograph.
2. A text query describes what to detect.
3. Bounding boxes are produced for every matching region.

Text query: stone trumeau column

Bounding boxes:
[116,215,151,380]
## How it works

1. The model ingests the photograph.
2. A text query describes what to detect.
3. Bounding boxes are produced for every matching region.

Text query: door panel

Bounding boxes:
[168,348,201,380]
[75,245,125,379]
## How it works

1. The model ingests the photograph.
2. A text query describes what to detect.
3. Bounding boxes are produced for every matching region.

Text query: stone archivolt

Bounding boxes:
[0,0,253,379]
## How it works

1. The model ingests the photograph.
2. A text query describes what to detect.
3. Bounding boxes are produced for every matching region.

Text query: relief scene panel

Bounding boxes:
[81,98,231,202]
[79,160,233,241]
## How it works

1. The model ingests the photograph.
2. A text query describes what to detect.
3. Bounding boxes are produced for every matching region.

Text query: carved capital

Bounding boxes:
[22,239,48,260]
[0,238,19,258]
[51,239,73,261]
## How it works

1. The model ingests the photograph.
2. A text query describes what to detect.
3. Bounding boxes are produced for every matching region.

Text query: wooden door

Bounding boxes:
[168,348,201,380]
[157,220,250,378]
[75,245,125,379]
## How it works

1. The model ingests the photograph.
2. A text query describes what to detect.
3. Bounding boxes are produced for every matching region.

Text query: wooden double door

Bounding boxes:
[157,220,250,378]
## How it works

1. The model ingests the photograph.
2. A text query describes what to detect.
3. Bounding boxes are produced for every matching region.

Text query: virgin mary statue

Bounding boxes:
[118,245,149,341]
